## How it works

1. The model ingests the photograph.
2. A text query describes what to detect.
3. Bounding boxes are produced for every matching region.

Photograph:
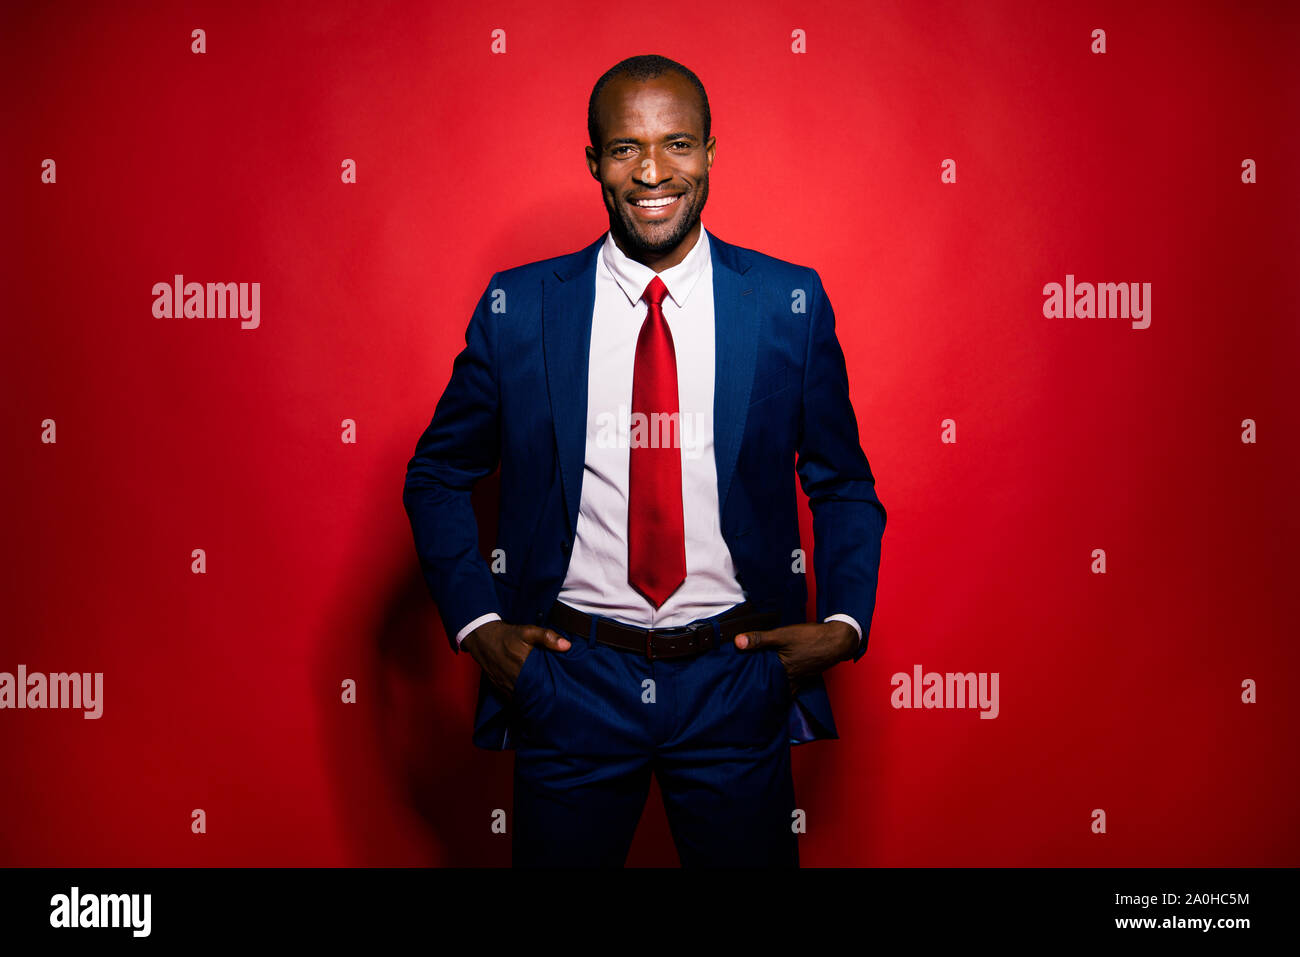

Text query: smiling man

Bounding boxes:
[403,54,886,867]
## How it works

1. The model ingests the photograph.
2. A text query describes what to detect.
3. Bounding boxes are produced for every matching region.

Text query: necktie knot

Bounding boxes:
[641,275,669,309]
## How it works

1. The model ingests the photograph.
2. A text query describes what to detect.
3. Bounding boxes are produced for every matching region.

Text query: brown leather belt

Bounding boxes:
[546,600,780,660]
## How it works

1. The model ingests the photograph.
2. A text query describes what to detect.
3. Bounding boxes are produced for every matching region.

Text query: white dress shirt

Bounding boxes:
[457,225,862,648]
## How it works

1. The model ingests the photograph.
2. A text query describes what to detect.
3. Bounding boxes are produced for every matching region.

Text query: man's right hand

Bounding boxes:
[461,620,571,700]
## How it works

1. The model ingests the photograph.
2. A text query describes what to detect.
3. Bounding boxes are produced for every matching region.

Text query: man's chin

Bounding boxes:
[619,216,696,255]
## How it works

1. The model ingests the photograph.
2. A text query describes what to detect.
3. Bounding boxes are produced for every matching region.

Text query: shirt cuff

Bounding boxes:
[824,613,863,651]
[456,612,502,647]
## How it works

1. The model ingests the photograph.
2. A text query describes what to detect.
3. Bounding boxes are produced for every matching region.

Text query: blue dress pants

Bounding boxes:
[509,604,799,867]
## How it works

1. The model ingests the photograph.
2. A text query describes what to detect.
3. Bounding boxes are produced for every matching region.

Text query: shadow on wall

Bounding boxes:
[315,464,685,866]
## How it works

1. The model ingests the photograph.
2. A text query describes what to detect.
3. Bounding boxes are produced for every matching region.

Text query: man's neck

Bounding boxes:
[610,222,702,273]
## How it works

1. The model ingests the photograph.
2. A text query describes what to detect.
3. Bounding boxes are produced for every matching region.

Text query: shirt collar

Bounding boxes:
[600,225,711,310]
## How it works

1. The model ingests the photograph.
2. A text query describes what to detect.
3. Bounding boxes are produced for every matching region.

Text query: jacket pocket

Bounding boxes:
[748,365,791,405]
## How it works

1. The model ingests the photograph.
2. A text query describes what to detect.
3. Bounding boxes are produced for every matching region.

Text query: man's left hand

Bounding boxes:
[733,621,857,695]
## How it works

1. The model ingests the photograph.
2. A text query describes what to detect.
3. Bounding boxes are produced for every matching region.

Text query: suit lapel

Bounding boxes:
[543,235,602,538]
[708,232,759,520]
[542,229,759,538]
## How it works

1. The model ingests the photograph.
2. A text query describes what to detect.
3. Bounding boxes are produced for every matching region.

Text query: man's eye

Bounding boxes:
[612,146,633,156]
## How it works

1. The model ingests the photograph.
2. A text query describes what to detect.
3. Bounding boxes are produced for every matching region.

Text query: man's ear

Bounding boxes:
[585,145,600,180]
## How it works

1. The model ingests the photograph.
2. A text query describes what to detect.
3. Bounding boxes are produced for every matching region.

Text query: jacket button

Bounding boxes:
[560,540,571,554]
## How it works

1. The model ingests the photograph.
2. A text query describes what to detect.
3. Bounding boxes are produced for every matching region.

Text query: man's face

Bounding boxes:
[586,72,716,266]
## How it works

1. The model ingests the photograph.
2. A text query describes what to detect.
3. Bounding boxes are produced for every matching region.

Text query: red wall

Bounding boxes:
[3,0,1297,866]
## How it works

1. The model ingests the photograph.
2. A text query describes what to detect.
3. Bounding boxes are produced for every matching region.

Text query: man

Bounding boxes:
[403,54,885,867]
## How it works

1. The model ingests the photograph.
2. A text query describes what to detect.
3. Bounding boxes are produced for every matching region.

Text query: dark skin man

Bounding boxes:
[462,70,857,699]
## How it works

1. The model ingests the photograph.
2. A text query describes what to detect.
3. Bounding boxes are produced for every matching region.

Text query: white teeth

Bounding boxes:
[634,196,680,207]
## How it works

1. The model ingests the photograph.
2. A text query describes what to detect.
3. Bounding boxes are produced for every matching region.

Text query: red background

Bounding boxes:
[3,0,1297,866]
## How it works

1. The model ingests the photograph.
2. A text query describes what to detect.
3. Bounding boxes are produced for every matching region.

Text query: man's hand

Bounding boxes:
[461,620,571,700]
[734,621,857,695]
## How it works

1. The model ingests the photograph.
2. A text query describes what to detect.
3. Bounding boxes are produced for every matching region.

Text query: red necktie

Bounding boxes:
[627,275,687,608]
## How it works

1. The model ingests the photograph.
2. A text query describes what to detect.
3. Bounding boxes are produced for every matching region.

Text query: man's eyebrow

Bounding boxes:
[605,132,700,147]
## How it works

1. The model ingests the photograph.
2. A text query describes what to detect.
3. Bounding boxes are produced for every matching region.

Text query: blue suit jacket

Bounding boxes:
[403,230,886,749]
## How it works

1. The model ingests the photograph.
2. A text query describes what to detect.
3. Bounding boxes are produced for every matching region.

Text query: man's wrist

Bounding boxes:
[456,612,502,650]
[824,613,863,659]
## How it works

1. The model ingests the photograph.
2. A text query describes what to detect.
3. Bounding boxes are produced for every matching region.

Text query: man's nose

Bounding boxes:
[634,154,672,187]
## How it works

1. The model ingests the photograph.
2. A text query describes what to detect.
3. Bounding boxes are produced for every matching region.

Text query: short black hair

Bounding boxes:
[587,54,711,149]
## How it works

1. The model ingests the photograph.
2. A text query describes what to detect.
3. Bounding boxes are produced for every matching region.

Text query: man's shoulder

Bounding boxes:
[487,234,605,286]
[707,233,825,288]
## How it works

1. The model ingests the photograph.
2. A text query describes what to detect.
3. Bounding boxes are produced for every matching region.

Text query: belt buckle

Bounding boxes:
[645,623,697,661]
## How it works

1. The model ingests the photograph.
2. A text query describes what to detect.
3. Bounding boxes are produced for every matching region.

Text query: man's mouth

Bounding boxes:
[628,193,683,217]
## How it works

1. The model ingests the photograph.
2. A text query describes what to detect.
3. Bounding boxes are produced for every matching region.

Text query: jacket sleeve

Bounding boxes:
[403,274,505,654]
[795,269,887,662]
